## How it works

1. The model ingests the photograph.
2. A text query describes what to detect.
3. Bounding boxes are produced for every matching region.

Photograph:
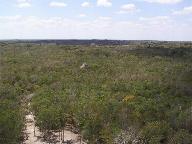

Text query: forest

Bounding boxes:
[0,41,192,144]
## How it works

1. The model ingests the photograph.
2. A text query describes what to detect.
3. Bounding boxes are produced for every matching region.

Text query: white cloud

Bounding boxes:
[97,0,112,7]
[49,1,67,7]
[139,16,170,21]
[117,4,138,14]
[139,16,171,26]
[81,2,91,7]
[17,0,28,2]
[0,15,22,21]
[79,14,87,18]
[142,0,182,4]
[98,16,112,20]
[121,4,136,11]
[16,0,31,8]
[0,15,191,41]
[17,3,31,8]
[172,6,192,15]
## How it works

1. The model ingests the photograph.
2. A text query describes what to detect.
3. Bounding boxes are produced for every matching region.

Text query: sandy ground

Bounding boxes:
[23,102,86,144]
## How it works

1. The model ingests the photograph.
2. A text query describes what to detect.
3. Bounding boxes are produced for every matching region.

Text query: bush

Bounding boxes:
[176,107,192,132]
[141,121,172,144]
[168,130,192,144]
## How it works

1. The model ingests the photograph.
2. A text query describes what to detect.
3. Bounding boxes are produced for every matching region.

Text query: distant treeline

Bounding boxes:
[0,39,192,46]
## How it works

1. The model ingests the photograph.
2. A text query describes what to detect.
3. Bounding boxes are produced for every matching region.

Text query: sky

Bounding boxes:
[0,0,192,40]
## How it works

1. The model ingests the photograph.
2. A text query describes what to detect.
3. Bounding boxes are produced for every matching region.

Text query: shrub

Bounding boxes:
[168,130,192,144]
[141,121,172,144]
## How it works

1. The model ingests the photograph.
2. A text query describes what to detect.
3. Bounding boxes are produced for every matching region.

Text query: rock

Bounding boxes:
[26,93,35,101]
[80,63,88,69]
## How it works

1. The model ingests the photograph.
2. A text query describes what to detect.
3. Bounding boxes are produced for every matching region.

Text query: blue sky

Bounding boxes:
[0,0,192,40]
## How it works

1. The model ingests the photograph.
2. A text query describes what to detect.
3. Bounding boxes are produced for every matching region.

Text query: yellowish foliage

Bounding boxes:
[122,95,135,102]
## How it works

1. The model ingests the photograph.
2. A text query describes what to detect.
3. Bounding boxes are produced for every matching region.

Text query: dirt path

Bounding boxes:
[24,112,44,144]
[23,95,86,144]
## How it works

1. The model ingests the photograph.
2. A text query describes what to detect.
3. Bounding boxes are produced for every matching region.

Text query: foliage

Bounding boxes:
[140,121,172,144]
[168,130,192,144]
[1,43,192,143]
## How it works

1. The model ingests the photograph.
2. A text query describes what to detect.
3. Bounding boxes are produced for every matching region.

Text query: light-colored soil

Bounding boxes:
[23,101,86,144]
[24,113,44,144]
